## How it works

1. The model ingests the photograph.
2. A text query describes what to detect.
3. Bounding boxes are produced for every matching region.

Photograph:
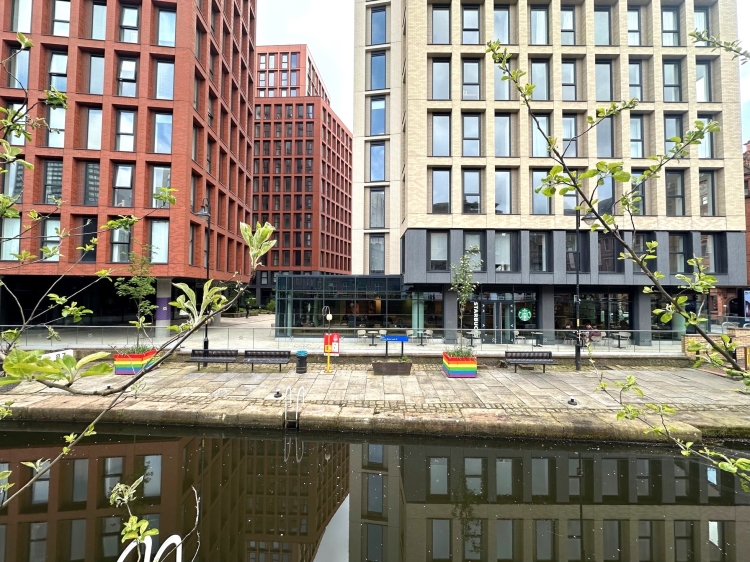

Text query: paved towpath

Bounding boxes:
[2,362,750,442]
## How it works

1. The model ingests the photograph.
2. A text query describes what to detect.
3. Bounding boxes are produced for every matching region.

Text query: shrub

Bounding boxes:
[265,299,276,312]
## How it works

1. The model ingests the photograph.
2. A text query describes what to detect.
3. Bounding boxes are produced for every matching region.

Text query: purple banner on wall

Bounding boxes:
[156,297,171,321]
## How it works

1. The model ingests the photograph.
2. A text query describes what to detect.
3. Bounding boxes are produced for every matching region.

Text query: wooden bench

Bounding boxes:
[187,349,238,371]
[504,351,555,373]
[243,350,291,371]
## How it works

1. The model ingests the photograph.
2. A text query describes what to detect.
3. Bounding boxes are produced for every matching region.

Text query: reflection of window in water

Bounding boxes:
[431,519,451,561]
[429,458,448,495]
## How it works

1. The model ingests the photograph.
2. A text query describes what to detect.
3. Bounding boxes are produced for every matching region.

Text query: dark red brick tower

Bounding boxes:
[250,45,352,305]
[0,0,257,324]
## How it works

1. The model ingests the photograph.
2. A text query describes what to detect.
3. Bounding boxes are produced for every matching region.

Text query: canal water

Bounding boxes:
[0,425,748,562]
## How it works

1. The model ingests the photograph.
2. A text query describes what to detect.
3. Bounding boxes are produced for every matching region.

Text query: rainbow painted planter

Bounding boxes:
[114,349,157,376]
[442,352,478,378]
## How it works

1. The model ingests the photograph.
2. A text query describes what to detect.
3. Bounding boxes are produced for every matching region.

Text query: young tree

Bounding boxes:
[114,244,157,351]
[450,245,482,355]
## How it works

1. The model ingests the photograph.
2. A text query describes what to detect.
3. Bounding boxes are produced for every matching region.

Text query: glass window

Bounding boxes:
[700,233,716,272]
[530,8,548,45]
[664,61,681,102]
[116,111,136,151]
[150,222,169,263]
[432,114,450,156]
[666,171,685,216]
[89,55,104,94]
[662,9,680,46]
[432,169,450,213]
[462,6,480,44]
[530,60,549,100]
[370,52,386,90]
[429,457,449,494]
[629,61,643,100]
[464,519,483,561]
[562,60,576,101]
[370,189,385,228]
[594,8,611,45]
[495,171,511,214]
[462,59,480,100]
[494,6,509,43]
[628,8,641,46]
[432,60,450,100]
[155,61,174,100]
[497,459,514,495]
[111,228,131,262]
[462,114,480,156]
[367,473,384,514]
[694,9,709,46]
[699,171,715,216]
[664,115,683,152]
[631,115,644,158]
[674,521,694,562]
[44,160,63,203]
[120,6,140,43]
[43,218,61,262]
[631,171,647,215]
[29,522,47,562]
[31,460,51,502]
[47,107,66,148]
[696,115,714,158]
[432,520,451,561]
[495,231,516,272]
[11,0,32,32]
[597,116,613,158]
[0,218,21,260]
[464,233,483,271]
[429,234,448,271]
[3,160,25,202]
[432,6,450,44]
[371,7,386,45]
[561,7,575,45]
[8,48,29,89]
[91,3,107,39]
[101,517,120,559]
[6,104,23,147]
[495,64,510,100]
[708,521,724,562]
[366,525,383,562]
[369,143,385,182]
[113,164,134,206]
[86,107,102,150]
[532,115,550,157]
[151,166,171,207]
[532,170,550,214]
[596,61,612,101]
[369,235,385,274]
[562,115,577,157]
[599,232,619,272]
[603,521,621,561]
[568,520,582,561]
[696,62,711,102]
[463,169,481,213]
[529,232,549,270]
[83,162,99,205]
[157,10,176,46]
[70,459,89,503]
[49,53,68,92]
[495,114,510,157]
[535,520,554,561]
[154,114,172,153]
[52,0,70,36]
[370,97,386,135]
[118,58,137,96]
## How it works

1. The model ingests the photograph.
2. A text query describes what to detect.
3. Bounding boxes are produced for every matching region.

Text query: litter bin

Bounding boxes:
[296,350,308,374]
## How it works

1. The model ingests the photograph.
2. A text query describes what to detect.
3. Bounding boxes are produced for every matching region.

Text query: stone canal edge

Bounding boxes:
[6,393,750,443]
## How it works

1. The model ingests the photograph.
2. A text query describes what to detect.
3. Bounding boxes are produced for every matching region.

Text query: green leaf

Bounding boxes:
[79,363,114,377]
[75,352,110,371]
[718,461,738,474]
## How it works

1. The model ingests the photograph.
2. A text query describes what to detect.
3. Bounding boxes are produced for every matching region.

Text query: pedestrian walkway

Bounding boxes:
[3,362,749,442]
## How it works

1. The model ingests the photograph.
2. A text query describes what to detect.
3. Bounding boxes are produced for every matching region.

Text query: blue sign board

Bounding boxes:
[381,335,409,342]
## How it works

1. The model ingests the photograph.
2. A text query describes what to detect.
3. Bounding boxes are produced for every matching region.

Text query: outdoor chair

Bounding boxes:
[424,329,434,343]
[514,330,527,344]
[406,329,414,341]
[357,329,367,343]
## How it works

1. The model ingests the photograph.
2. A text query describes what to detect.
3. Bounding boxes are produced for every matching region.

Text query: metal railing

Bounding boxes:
[2,325,692,354]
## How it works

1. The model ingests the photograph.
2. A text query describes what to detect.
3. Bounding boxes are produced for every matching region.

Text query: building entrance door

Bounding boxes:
[481,301,516,344]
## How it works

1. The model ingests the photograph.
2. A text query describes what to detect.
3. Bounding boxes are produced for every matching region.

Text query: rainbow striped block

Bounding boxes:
[114,350,157,376]
[442,352,477,378]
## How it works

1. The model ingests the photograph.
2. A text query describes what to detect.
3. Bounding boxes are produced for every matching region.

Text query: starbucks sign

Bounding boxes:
[518,308,532,322]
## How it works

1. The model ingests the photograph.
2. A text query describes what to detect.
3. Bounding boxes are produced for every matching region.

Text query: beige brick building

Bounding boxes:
[353,0,746,342]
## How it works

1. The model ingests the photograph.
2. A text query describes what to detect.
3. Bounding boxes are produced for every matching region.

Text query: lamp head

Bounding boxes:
[196,205,211,221]
[582,211,598,226]
[326,313,332,322]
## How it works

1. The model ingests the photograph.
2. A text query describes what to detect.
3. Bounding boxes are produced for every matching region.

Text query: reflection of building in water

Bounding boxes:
[245,439,349,562]
[349,444,404,562]
[0,434,246,562]
[350,443,750,562]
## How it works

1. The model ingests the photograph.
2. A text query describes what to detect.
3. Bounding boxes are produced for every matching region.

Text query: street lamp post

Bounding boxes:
[195,199,212,365]
[575,208,597,371]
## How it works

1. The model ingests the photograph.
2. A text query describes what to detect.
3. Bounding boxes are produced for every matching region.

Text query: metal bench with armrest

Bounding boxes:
[187,349,238,371]
[243,350,291,372]
[504,351,556,373]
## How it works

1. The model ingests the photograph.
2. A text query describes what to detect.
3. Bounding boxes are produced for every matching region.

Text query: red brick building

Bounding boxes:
[0,0,257,325]
[249,45,352,305]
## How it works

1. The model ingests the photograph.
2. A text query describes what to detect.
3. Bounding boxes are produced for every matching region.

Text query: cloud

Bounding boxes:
[257,0,354,130]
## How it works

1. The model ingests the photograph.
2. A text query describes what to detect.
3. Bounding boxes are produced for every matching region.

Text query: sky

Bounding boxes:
[312,495,349,562]
[257,0,355,131]
[257,0,750,147]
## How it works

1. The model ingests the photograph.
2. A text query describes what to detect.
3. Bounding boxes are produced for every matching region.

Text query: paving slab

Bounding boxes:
[3,363,750,442]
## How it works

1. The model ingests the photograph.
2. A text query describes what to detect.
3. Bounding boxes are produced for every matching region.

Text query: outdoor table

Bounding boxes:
[465,331,479,347]
[613,333,630,348]
[415,330,425,346]
[531,332,544,347]
[367,331,379,346]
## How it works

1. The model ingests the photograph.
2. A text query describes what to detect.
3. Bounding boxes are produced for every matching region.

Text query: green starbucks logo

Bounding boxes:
[518,308,532,322]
